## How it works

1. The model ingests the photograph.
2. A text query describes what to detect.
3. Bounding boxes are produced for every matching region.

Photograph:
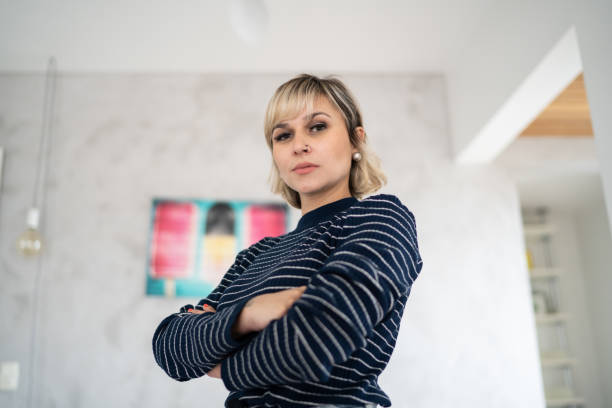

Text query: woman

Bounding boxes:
[152,73,424,408]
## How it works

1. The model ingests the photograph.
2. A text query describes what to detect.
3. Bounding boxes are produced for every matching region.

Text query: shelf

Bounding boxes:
[522,215,583,407]
[524,224,557,237]
[536,313,569,324]
[529,267,562,279]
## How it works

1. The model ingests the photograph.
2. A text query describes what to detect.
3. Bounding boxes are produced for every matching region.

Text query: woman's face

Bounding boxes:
[271,96,360,198]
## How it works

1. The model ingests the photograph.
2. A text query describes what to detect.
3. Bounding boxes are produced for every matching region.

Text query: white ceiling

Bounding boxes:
[0,0,491,73]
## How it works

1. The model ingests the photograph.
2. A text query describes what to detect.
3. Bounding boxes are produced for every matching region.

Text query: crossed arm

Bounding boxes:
[187,285,308,378]
[154,196,423,388]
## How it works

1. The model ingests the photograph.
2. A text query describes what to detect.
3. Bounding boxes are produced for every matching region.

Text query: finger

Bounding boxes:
[206,363,221,378]
[188,309,206,314]
[289,287,307,302]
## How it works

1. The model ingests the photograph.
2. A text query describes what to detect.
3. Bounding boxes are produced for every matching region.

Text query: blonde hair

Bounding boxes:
[264,73,387,209]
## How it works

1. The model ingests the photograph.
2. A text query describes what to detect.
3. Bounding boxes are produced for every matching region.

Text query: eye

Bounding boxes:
[273,123,327,143]
[274,133,289,142]
[311,122,326,132]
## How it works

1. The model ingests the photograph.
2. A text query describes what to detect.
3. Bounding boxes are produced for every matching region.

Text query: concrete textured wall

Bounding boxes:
[0,73,544,407]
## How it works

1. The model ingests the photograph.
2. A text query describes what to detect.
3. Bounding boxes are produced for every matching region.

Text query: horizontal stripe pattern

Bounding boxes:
[152,241,274,380]
[152,193,423,407]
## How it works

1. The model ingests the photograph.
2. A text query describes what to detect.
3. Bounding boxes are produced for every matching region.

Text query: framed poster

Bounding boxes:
[146,198,290,298]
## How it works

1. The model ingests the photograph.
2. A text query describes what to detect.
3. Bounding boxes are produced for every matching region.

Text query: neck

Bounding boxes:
[299,184,352,216]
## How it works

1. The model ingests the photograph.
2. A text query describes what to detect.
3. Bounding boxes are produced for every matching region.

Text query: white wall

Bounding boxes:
[0,73,544,407]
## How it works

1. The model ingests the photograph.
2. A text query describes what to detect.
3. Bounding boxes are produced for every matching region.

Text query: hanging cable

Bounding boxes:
[24,56,57,408]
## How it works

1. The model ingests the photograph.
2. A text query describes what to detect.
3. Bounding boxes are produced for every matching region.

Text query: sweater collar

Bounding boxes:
[293,196,358,233]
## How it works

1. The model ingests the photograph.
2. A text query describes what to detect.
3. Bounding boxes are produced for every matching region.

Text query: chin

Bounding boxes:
[291,182,323,195]
[293,186,320,195]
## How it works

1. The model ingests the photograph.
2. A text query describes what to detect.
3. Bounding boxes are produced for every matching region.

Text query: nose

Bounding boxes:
[292,130,309,155]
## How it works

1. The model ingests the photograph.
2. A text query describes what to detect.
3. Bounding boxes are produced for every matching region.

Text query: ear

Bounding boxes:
[352,126,365,153]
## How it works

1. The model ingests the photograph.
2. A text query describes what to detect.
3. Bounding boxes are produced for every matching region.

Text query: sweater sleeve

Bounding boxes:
[152,237,273,382]
[220,195,423,391]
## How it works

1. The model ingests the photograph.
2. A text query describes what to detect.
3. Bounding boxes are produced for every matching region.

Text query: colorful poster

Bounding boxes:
[146,198,290,298]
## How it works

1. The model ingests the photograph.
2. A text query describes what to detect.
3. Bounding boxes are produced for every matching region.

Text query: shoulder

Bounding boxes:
[349,193,415,225]
[237,235,279,260]
[341,193,417,242]
[360,193,410,210]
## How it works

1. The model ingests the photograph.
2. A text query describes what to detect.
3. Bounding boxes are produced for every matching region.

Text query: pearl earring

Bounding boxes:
[352,152,362,161]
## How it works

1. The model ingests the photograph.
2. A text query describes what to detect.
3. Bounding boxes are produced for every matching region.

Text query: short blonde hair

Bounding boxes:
[264,73,387,209]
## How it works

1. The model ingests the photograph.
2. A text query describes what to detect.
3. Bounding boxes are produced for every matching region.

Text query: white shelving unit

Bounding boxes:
[522,207,584,408]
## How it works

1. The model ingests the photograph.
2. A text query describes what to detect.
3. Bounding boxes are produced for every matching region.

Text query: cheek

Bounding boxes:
[329,141,352,167]
[272,149,288,172]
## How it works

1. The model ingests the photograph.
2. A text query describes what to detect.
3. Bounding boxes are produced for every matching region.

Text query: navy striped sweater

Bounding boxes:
[152,193,423,407]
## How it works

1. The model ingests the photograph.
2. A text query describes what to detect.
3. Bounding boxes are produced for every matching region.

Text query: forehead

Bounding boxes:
[273,95,340,127]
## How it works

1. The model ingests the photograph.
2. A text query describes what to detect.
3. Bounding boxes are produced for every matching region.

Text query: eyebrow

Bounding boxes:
[272,112,331,132]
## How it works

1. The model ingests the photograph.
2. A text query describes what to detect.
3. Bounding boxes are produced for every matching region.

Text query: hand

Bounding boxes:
[207,363,221,378]
[232,286,307,339]
[187,304,216,314]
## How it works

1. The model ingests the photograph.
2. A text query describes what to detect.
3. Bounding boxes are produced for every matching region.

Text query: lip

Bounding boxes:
[294,165,318,175]
[293,162,319,171]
